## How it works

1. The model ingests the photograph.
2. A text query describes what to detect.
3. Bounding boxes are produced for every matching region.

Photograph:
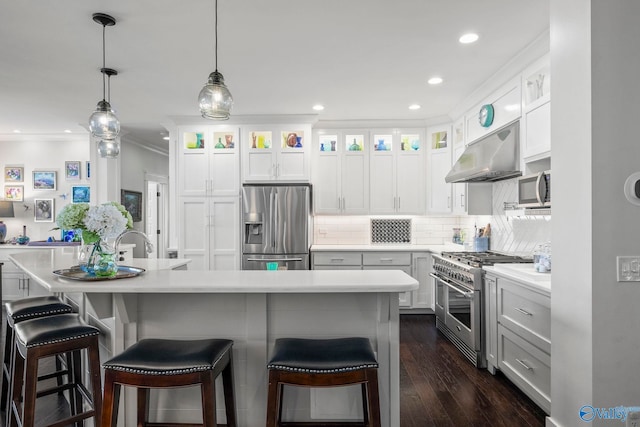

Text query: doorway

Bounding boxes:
[145,173,168,259]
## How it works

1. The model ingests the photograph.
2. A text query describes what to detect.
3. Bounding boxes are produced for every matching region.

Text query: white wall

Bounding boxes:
[0,136,89,241]
[549,0,592,426]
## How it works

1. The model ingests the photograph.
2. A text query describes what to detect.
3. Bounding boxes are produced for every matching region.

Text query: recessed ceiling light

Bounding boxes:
[428,77,443,85]
[459,33,479,44]
[312,104,325,111]
[163,136,170,141]
[409,104,421,110]
[64,129,72,133]
[12,129,21,133]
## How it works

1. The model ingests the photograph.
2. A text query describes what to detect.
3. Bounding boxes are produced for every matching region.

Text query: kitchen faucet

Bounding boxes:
[115,229,154,255]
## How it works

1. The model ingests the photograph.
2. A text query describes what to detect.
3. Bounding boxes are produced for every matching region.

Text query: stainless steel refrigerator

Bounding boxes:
[241,184,311,270]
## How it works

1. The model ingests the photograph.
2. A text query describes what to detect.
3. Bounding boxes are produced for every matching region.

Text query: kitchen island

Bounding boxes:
[9,249,417,427]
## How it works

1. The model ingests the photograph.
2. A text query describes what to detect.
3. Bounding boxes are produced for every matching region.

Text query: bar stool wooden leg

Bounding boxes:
[365,368,381,427]
[221,354,237,427]
[101,369,121,427]
[137,388,150,426]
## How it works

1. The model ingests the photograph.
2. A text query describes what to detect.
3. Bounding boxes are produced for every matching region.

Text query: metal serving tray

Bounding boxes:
[53,265,145,281]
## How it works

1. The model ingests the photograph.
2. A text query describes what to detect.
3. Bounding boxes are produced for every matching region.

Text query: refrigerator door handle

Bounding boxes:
[270,191,276,248]
[246,257,303,262]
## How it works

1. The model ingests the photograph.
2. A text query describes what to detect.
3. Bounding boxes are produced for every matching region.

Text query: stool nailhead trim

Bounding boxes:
[267,363,379,374]
[104,349,229,376]
[12,307,72,321]
[21,331,100,348]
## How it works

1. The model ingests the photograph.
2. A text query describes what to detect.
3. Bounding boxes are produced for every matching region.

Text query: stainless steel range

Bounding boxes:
[431,251,532,367]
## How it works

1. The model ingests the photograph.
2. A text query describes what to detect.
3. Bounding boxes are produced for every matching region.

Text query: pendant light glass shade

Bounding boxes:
[89,100,120,139]
[97,136,121,159]
[198,0,233,120]
[199,71,233,120]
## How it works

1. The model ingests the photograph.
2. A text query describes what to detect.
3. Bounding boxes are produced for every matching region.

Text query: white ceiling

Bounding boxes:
[0,0,549,153]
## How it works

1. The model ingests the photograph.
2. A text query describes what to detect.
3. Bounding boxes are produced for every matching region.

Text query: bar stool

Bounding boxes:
[8,312,102,427]
[101,338,237,427]
[266,337,381,427]
[1,296,74,413]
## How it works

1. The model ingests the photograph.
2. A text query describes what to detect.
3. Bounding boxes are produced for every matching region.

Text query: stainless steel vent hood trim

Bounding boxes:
[445,120,521,183]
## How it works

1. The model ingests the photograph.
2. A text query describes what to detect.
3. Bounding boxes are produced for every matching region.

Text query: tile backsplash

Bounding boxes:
[312,179,551,255]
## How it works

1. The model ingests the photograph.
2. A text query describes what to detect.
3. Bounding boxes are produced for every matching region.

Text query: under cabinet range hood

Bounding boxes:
[445,121,521,183]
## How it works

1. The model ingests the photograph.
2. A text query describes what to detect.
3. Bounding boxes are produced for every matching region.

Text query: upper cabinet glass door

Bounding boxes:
[430,129,448,150]
[400,134,421,152]
[249,131,273,149]
[281,130,305,149]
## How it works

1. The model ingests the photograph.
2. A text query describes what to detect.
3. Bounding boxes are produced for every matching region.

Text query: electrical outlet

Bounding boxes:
[617,256,640,282]
[627,411,640,427]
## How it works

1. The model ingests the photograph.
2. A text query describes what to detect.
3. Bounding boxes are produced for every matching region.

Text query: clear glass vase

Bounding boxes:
[86,238,118,277]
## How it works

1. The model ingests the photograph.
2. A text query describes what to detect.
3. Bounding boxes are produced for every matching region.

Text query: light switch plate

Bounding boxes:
[616,256,640,282]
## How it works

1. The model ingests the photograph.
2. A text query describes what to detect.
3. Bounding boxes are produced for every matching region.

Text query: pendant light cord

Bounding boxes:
[102,24,106,101]
[214,0,218,72]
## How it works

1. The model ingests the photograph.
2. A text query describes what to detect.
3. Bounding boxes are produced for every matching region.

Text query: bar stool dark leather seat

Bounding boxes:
[1,296,74,413]
[101,338,237,427]
[8,312,102,427]
[266,337,381,427]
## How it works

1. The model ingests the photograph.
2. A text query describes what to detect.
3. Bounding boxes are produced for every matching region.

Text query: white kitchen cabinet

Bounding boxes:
[465,78,522,144]
[312,250,433,309]
[312,130,369,215]
[427,124,452,214]
[363,252,413,307]
[411,253,432,310]
[522,55,551,162]
[1,251,51,302]
[486,272,551,414]
[242,124,311,182]
[179,196,240,271]
[369,129,425,215]
[178,126,239,197]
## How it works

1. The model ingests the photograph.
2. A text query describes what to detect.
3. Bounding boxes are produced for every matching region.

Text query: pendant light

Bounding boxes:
[198,0,233,120]
[96,68,121,159]
[89,13,120,139]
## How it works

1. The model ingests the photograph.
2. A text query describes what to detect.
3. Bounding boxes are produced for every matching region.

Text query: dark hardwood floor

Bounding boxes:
[400,314,546,427]
[0,314,547,426]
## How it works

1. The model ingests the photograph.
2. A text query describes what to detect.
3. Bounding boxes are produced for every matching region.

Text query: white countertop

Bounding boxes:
[484,264,551,294]
[311,243,465,253]
[9,250,418,294]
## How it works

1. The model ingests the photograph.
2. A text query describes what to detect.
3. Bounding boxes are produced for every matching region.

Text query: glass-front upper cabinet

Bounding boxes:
[242,124,310,182]
[523,54,551,108]
[178,126,239,197]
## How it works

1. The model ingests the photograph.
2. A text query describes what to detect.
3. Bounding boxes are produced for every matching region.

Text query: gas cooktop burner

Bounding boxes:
[440,251,533,268]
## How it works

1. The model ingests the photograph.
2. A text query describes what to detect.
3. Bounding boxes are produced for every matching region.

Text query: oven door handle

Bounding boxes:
[429,273,475,298]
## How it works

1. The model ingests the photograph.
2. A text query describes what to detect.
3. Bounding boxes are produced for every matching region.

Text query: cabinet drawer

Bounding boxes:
[498,325,550,414]
[498,280,550,353]
[362,252,411,266]
[312,252,362,267]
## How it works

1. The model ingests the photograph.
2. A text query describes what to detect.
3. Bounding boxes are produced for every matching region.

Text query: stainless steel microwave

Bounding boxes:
[517,170,551,208]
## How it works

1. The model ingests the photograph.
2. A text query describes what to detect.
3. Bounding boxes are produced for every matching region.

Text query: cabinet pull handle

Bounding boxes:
[461,194,465,208]
[342,197,345,211]
[380,258,393,262]
[515,307,533,316]
[398,197,401,210]
[516,358,533,371]
[330,258,344,262]
[447,196,451,209]
[337,197,341,210]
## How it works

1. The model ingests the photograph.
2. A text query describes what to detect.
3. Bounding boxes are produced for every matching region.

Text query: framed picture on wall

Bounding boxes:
[121,189,142,222]
[32,171,56,190]
[72,186,90,203]
[4,185,23,201]
[34,198,54,222]
[65,161,81,180]
[4,166,23,182]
